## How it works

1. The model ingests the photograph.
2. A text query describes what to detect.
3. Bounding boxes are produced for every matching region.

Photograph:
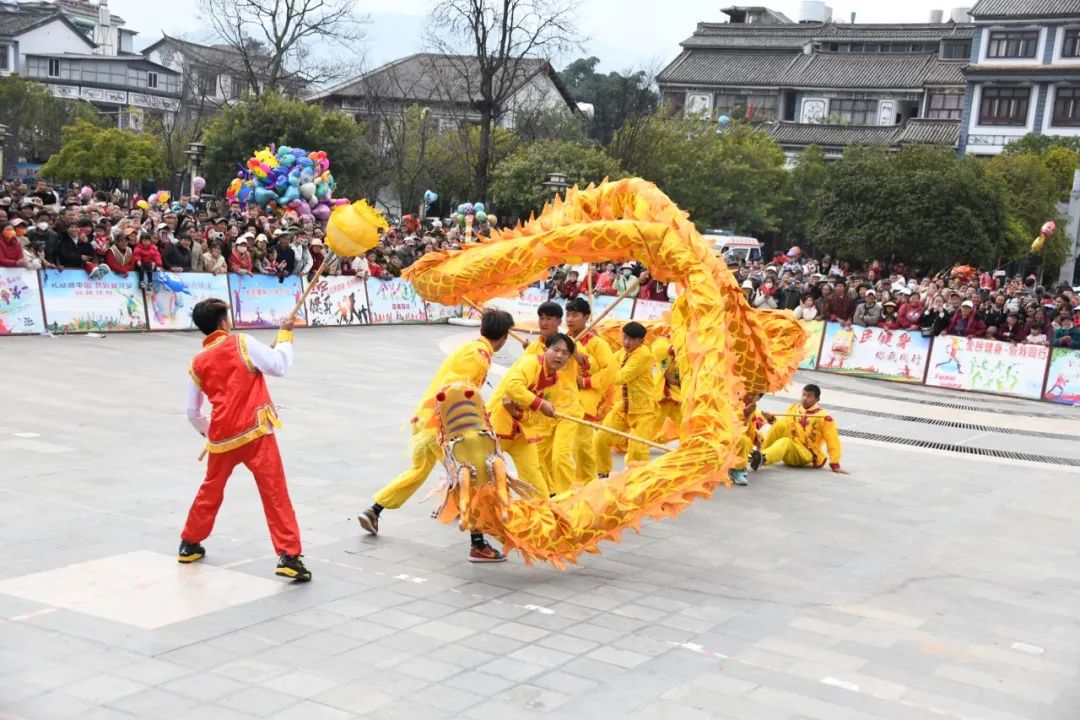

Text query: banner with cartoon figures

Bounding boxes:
[817,323,930,383]
[0,268,45,335]
[926,336,1049,399]
[798,321,826,370]
[1043,348,1080,405]
[366,277,427,324]
[631,299,671,321]
[40,269,147,333]
[423,300,462,323]
[305,275,371,326]
[228,273,307,329]
[147,272,229,331]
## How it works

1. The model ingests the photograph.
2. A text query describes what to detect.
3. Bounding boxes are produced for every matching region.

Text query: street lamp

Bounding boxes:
[542,171,570,198]
[184,141,206,197]
[0,124,9,180]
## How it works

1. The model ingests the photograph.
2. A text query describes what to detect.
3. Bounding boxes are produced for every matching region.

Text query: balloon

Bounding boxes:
[718,115,731,125]
[473,202,485,214]
[136,200,149,210]
[1032,235,1046,252]
[475,210,488,224]
[1041,220,1056,237]
[158,191,170,205]
[312,204,331,222]
[148,192,159,206]
[80,185,92,199]
[193,176,206,191]
[300,182,316,200]
[424,189,438,204]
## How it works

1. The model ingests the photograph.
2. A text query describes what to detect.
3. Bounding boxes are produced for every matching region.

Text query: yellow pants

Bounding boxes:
[538,419,578,496]
[732,434,754,471]
[500,434,548,497]
[761,423,814,468]
[374,428,440,509]
[573,422,596,484]
[595,410,656,474]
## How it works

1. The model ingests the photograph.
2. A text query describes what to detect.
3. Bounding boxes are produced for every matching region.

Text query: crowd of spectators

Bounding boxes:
[2,180,1078,349]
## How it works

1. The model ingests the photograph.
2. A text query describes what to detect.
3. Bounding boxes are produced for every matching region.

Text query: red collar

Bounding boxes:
[202,329,229,348]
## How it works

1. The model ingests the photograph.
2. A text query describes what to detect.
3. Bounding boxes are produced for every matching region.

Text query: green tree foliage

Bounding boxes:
[808,146,1007,270]
[781,144,828,244]
[1001,133,1080,156]
[41,119,166,187]
[489,139,625,220]
[0,75,102,173]
[559,57,658,145]
[610,114,787,234]
[986,153,1070,271]
[200,92,379,200]
[1001,132,1080,201]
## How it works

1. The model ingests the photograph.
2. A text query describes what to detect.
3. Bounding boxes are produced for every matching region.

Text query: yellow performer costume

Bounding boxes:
[761,402,842,470]
[573,331,616,483]
[732,405,766,472]
[373,337,495,509]
[523,339,585,495]
[652,337,682,442]
[488,352,578,497]
[382,177,806,567]
[595,341,658,473]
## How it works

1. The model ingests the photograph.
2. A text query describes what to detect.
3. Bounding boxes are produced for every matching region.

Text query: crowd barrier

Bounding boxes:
[3,268,1078,406]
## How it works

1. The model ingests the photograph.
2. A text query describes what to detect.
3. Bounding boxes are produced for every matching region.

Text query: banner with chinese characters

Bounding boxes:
[147,272,229,331]
[1043,347,1080,405]
[817,323,930,383]
[483,286,554,329]
[631,299,671,321]
[366,277,427,324]
[926,336,1049,400]
[0,268,45,335]
[305,275,371,327]
[228,273,307,329]
[40,269,147,333]
[798,321,826,370]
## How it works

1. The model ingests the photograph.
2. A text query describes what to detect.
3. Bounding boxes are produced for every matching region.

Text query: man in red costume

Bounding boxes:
[180,298,310,582]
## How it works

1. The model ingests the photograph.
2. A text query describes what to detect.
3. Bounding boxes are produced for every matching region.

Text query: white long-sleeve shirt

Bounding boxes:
[186,334,293,436]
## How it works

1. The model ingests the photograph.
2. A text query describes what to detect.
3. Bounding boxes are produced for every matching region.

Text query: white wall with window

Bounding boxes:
[977,26,1046,64]
[965,83,1037,155]
[926,91,964,120]
[1052,26,1080,64]
[1041,83,1080,137]
[11,18,94,72]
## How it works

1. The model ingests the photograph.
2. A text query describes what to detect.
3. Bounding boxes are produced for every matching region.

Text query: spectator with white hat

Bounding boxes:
[228,233,254,275]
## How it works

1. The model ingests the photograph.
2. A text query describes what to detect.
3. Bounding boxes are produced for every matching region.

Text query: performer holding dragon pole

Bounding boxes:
[180,299,310,582]
[358,309,516,562]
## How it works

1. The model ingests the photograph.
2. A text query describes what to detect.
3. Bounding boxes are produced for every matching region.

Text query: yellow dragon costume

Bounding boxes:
[336,178,805,568]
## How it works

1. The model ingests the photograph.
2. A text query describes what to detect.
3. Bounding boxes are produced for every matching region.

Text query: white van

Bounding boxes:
[705,233,762,262]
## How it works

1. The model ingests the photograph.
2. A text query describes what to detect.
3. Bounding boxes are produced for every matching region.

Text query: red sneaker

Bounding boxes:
[468,542,507,563]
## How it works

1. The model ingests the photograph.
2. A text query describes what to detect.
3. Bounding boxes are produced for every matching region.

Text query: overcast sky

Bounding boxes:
[112,0,971,74]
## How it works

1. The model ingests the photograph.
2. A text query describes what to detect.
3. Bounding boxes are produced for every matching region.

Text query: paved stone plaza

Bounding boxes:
[3,324,1080,720]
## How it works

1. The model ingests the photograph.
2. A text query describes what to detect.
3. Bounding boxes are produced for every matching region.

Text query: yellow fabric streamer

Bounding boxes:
[400,178,805,568]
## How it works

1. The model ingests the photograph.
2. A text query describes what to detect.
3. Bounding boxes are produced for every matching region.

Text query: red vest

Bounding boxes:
[189,330,279,454]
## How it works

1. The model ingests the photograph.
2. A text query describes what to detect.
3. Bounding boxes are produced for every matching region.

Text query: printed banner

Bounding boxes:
[926,336,1049,399]
[632,299,672,321]
[483,286,554,329]
[817,323,930,383]
[147,272,229,331]
[593,294,634,322]
[0,268,45,335]
[424,301,462,323]
[306,275,371,327]
[40,269,146,333]
[229,273,307,329]
[798,320,825,370]
[1043,347,1080,405]
[366,277,427,324]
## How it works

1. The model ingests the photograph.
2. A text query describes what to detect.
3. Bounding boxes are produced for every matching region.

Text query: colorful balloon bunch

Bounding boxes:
[450,202,489,228]
[226,145,346,222]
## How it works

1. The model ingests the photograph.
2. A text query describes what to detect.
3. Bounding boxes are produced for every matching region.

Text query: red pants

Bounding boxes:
[181,434,301,556]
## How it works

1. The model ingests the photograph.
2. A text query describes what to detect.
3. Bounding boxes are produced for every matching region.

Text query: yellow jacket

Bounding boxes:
[743,408,766,446]
[614,344,657,416]
[576,332,616,420]
[779,401,842,467]
[651,338,681,404]
[488,353,581,441]
[412,337,494,429]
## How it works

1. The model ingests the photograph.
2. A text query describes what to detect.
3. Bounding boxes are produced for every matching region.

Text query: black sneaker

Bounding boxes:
[178,540,205,564]
[749,449,764,471]
[357,508,379,536]
[275,554,312,582]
